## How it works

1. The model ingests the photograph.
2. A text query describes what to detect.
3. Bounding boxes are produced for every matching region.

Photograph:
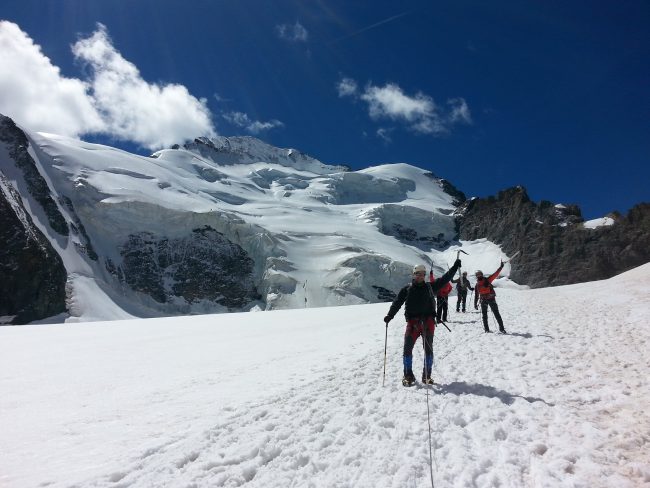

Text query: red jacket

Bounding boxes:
[430,271,452,298]
[475,264,503,302]
[438,282,452,298]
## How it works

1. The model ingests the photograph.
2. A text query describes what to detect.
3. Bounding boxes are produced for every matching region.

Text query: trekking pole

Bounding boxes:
[421,323,436,488]
[382,321,388,387]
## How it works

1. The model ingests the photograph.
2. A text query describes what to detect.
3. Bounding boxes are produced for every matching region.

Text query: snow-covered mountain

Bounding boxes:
[1,114,488,324]
[3,112,648,325]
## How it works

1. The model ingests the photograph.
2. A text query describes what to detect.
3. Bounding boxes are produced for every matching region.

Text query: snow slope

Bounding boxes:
[583,217,616,229]
[1,264,649,487]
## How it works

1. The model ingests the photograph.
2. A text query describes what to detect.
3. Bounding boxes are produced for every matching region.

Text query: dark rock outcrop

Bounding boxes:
[457,186,650,287]
[369,204,457,251]
[61,195,98,261]
[425,172,467,206]
[0,115,68,236]
[0,175,67,324]
[117,226,259,309]
[372,285,397,302]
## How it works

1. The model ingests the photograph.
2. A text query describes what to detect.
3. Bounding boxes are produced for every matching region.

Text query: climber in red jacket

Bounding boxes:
[474,261,506,333]
[436,279,453,323]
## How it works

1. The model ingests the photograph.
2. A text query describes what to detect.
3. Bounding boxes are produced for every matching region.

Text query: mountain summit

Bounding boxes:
[177,136,350,174]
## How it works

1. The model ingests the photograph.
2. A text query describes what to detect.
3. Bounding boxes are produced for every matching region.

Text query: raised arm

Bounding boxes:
[430,259,461,293]
[487,261,505,283]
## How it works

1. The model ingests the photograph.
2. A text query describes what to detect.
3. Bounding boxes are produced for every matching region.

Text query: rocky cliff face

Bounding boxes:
[0,174,67,324]
[0,116,69,236]
[114,226,259,310]
[457,186,650,287]
[0,115,68,324]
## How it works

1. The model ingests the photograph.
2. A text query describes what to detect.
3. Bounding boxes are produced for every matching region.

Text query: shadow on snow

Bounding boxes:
[433,381,554,407]
[505,332,554,340]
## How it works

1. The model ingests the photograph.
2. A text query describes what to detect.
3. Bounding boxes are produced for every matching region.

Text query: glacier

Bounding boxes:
[2,121,515,323]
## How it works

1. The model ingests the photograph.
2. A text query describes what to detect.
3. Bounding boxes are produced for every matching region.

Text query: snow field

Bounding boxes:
[1,265,649,487]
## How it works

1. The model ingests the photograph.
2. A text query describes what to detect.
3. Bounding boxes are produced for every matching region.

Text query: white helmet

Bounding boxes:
[413,264,426,274]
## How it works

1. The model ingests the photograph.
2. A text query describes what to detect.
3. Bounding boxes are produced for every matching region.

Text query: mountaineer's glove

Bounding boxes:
[454,259,461,268]
[384,315,392,324]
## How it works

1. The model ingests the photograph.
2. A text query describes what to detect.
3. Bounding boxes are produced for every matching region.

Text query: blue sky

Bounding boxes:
[1,0,648,219]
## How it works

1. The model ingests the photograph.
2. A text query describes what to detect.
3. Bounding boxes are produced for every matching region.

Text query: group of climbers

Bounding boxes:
[383,257,508,386]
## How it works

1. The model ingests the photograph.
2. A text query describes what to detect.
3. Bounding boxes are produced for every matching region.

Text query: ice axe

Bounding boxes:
[502,250,520,263]
[456,249,469,277]
[447,249,469,271]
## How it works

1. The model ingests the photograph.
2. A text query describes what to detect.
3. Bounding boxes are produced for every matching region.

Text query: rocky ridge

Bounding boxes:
[457,186,650,287]
[0,173,67,323]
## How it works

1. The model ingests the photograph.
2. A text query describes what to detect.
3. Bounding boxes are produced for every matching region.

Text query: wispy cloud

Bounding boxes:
[0,21,215,150]
[447,98,473,125]
[337,77,358,97]
[327,10,412,46]
[213,93,232,103]
[223,111,284,134]
[376,128,393,143]
[337,77,472,138]
[276,21,309,42]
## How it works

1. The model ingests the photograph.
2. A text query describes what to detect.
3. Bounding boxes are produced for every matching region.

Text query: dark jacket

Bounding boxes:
[452,276,474,292]
[387,262,460,320]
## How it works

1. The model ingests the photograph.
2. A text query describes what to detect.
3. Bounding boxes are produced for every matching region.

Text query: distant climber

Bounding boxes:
[436,279,453,323]
[452,271,474,313]
[474,262,506,333]
[384,259,461,386]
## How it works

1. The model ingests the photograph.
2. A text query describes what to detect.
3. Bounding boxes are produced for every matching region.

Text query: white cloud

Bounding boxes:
[361,83,436,125]
[337,77,472,137]
[0,21,216,150]
[276,21,309,42]
[0,20,104,136]
[71,24,215,149]
[337,78,358,97]
[223,111,284,134]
